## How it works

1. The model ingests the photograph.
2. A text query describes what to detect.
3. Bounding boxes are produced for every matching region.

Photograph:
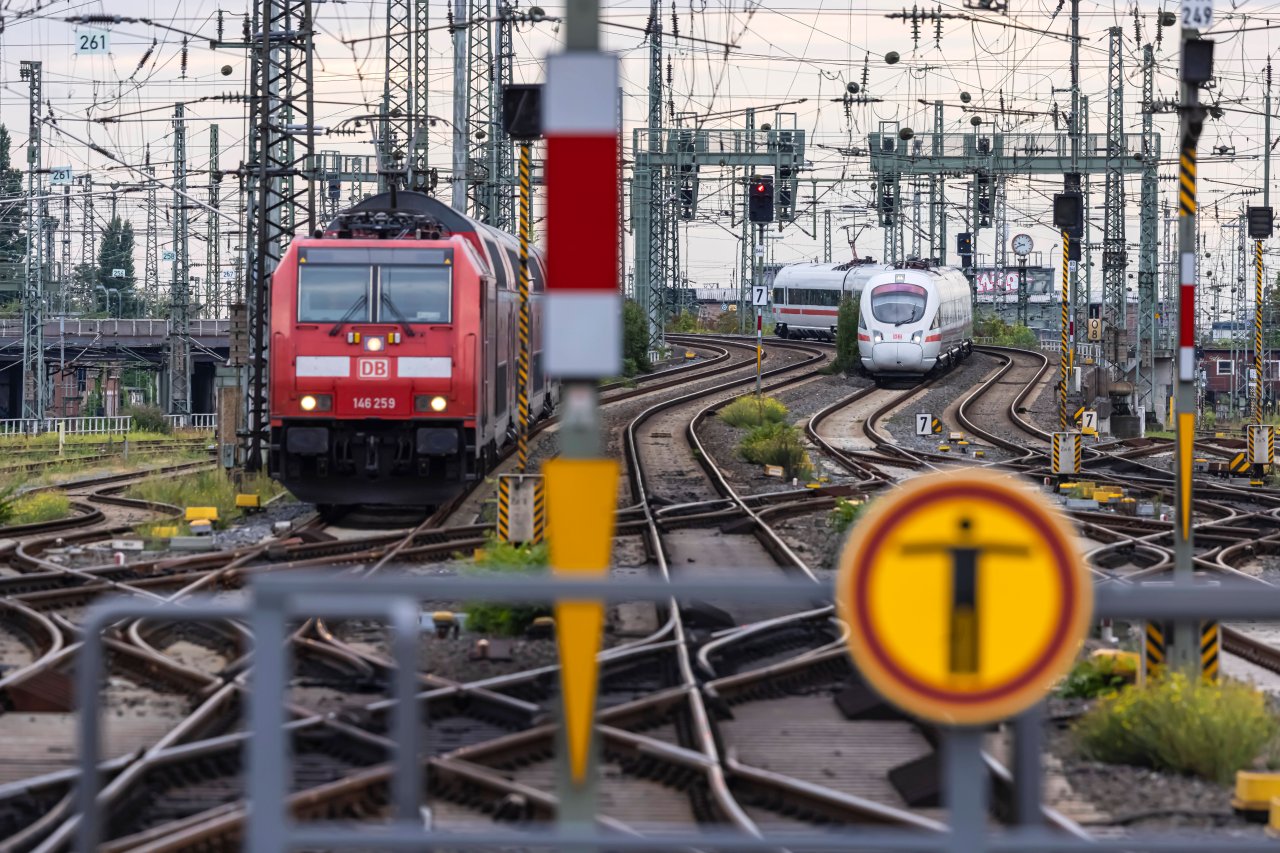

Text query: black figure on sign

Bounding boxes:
[900,517,1028,675]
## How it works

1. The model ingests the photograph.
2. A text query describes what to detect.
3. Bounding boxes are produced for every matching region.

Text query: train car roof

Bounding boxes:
[330,190,475,233]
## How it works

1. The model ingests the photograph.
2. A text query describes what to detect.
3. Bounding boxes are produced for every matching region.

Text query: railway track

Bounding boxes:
[7,340,1280,847]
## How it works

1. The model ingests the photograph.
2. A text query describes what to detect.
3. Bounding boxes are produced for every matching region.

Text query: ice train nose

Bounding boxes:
[872,342,924,371]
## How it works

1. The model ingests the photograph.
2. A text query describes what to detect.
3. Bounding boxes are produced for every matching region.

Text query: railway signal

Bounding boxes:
[956,231,973,269]
[748,176,774,223]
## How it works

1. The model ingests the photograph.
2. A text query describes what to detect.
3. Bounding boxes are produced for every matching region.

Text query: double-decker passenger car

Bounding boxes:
[858,262,973,380]
[771,260,887,339]
[268,191,554,508]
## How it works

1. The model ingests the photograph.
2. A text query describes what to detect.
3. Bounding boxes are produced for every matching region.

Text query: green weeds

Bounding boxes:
[464,535,551,636]
[1074,672,1279,784]
[719,396,788,429]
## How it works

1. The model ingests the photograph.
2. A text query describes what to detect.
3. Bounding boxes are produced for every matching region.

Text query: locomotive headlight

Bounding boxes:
[415,395,449,413]
[299,394,331,412]
[911,331,923,344]
[365,336,384,352]
[300,395,318,411]
[873,331,883,343]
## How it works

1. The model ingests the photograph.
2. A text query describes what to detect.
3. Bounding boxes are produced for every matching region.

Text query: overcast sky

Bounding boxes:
[0,0,1275,308]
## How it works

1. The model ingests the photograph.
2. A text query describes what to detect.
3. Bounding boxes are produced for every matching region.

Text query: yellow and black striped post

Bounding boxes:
[497,473,545,544]
[1201,620,1220,681]
[1059,229,1070,430]
[1256,239,1265,426]
[498,476,511,541]
[1143,620,1166,678]
[516,142,533,474]
[1144,619,1219,681]
[1051,431,1080,476]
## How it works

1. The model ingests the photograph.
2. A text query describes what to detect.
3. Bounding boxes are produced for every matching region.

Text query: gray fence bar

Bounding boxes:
[73,572,1280,853]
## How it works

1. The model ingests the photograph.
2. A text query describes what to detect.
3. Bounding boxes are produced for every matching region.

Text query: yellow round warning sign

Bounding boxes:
[836,469,1092,725]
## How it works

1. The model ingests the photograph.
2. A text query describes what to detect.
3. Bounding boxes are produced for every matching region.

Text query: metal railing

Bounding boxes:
[0,318,231,338]
[164,413,217,430]
[75,571,1280,853]
[0,415,134,435]
[45,416,133,435]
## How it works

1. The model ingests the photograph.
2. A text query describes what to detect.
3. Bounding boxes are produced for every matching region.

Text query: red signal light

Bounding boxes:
[755,183,765,192]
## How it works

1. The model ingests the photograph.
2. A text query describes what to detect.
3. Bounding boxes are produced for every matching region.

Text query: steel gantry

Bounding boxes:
[408,0,430,191]
[58,184,71,316]
[1137,44,1160,417]
[169,103,191,416]
[632,124,806,351]
[929,101,946,264]
[1102,26,1127,374]
[242,0,316,467]
[380,0,412,188]
[78,174,95,308]
[867,124,1156,346]
[639,0,668,349]
[993,174,1008,273]
[144,148,160,313]
[466,0,494,219]
[20,60,44,420]
[488,2,516,230]
[207,125,222,316]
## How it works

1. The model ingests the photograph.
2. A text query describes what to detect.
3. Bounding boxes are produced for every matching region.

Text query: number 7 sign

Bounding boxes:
[751,285,769,306]
[916,413,932,436]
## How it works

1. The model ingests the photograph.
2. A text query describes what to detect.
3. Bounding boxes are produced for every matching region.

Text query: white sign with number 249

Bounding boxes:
[1181,0,1213,29]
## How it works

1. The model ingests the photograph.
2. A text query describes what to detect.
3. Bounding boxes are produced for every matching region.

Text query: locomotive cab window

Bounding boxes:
[381,265,452,323]
[870,283,928,325]
[297,249,453,325]
[298,265,372,322]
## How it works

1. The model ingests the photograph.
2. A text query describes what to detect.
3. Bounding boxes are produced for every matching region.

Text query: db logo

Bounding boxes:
[357,358,389,379]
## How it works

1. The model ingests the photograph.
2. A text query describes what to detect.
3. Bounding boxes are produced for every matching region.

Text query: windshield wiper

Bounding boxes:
[328,294,368,336]
[380,293,418,338]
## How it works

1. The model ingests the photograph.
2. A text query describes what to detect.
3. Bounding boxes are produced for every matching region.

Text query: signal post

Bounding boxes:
[543,1,620,839]
[1247,207,1273,478]
[748,177,773,372]
[1173,8,1213,671]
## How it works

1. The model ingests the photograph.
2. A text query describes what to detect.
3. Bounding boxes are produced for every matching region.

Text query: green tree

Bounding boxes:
[97,216,136,314]
[831,295,860,373]
[0,126,25,298]
[622,299,652,376]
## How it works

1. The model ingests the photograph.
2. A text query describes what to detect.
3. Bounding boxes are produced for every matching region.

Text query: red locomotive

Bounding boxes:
[268,191,554,508]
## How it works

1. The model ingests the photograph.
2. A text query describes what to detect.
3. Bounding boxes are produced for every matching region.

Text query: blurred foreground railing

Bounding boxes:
[75,573,1280,852]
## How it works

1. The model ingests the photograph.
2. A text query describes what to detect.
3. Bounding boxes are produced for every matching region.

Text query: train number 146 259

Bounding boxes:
[351,396,397,411]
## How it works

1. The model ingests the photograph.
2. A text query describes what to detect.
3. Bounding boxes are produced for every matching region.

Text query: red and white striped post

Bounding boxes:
[542,45,621,835]
[544,54,621,383]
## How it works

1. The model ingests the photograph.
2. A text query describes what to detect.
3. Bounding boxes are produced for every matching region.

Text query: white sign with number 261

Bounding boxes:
[75,28,111,54]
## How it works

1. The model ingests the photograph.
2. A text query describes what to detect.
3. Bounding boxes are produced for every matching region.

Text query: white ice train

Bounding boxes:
[771,260,888,339]
[858,263,974,380]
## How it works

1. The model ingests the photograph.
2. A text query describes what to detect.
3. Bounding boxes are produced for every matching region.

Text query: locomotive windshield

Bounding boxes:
[298,265,372,322]
[297,248,453,324]
[870,283,928,325]
[381,266,451,323]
